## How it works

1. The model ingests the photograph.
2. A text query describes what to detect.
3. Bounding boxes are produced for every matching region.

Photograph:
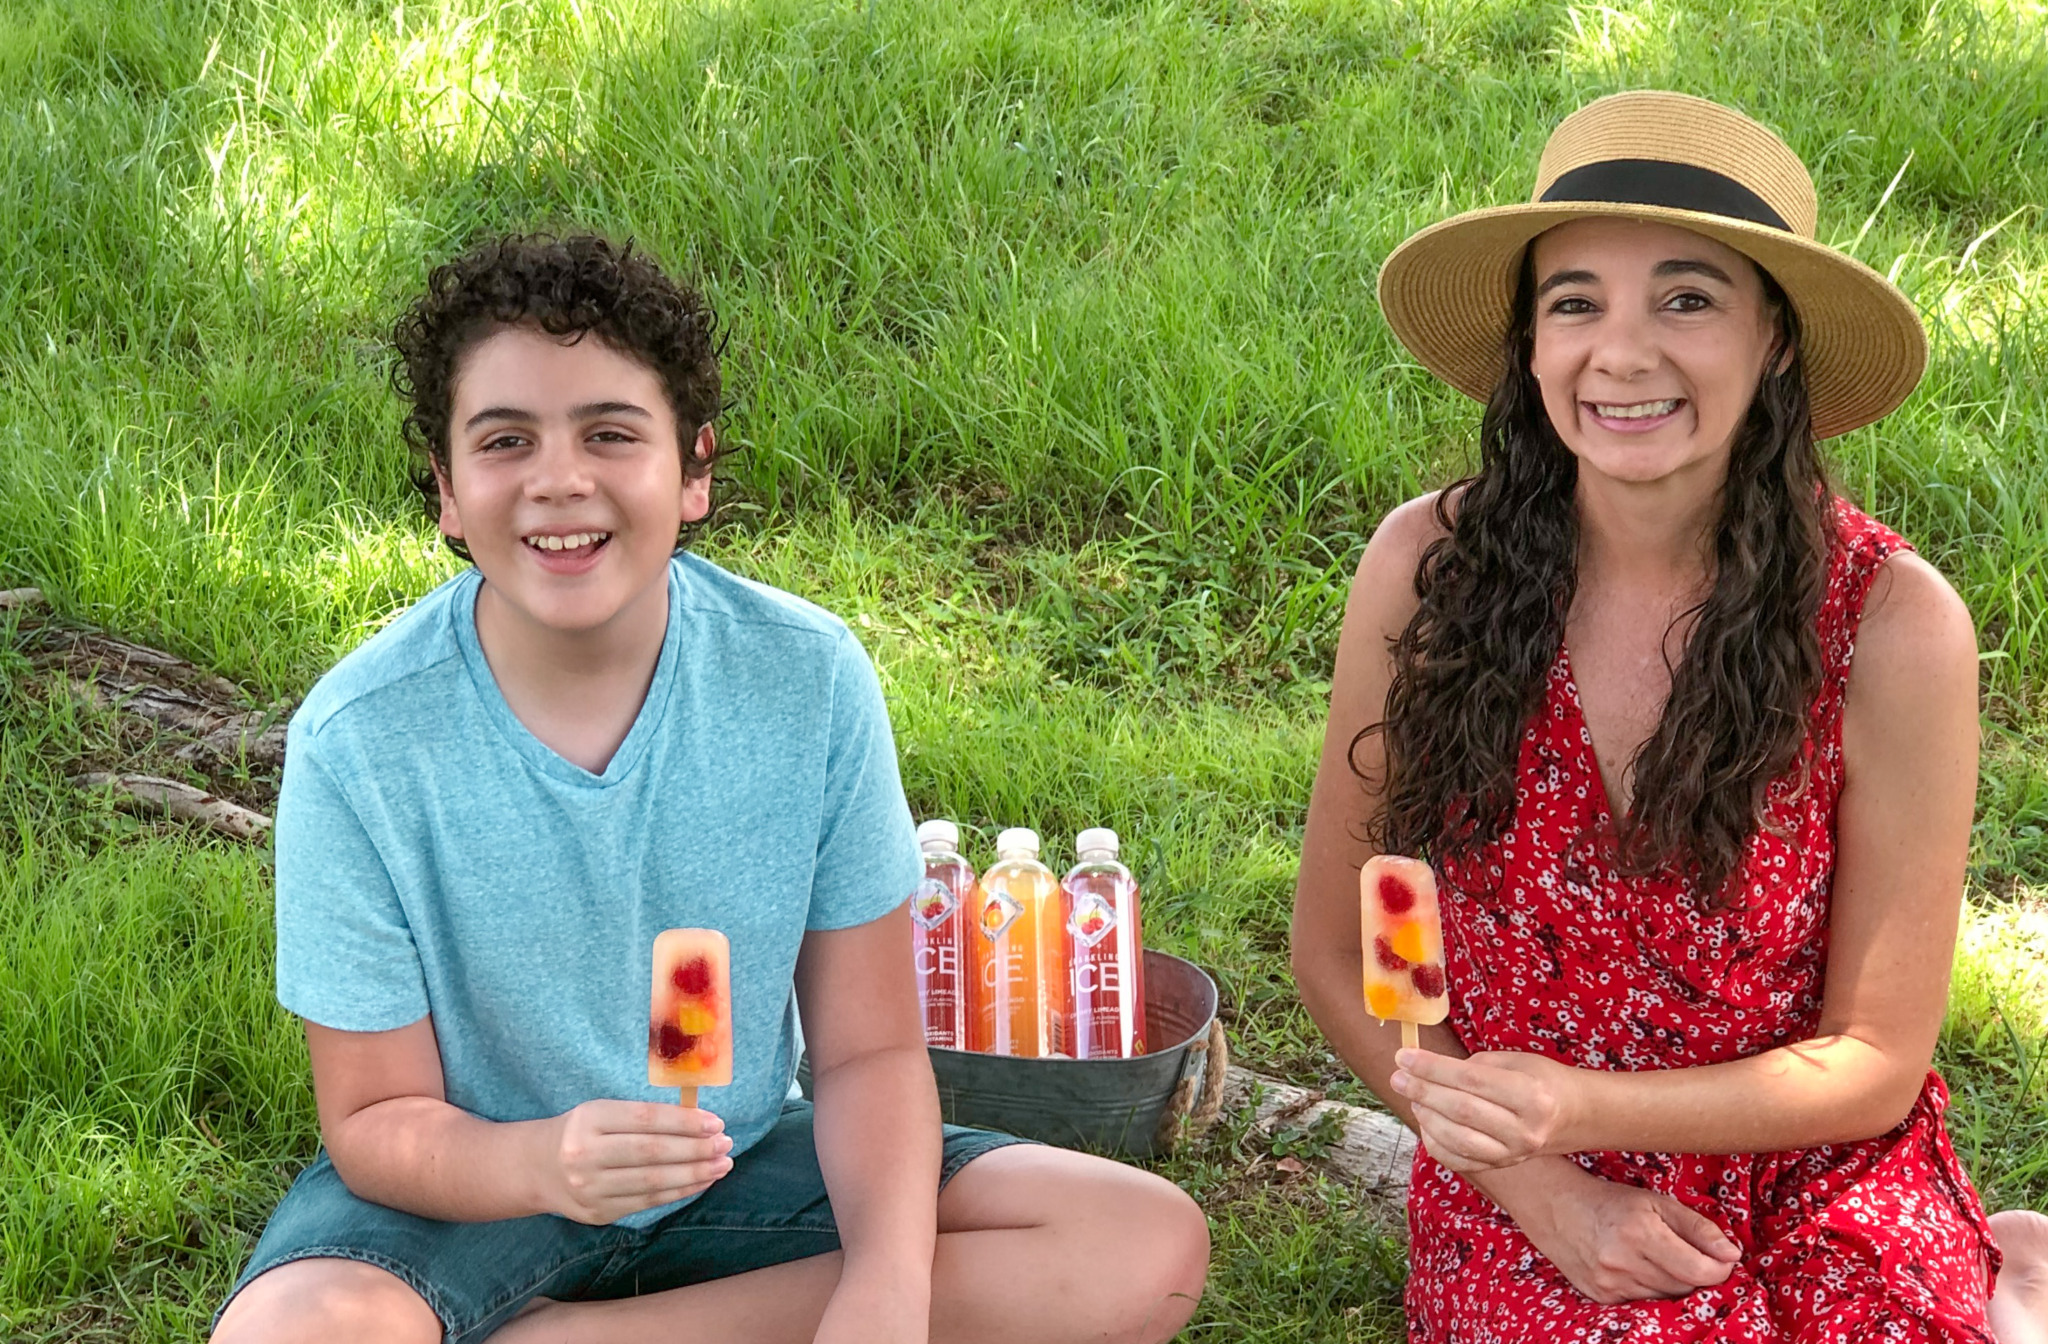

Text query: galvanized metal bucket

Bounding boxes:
[800,950,1226,1158]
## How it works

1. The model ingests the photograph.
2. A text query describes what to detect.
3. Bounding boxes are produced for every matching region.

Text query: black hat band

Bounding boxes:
[1539,159,1792,232]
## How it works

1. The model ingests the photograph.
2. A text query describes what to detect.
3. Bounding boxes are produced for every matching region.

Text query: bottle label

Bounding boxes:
[1069,892,1117,949]
[912,878,957,931]
[978,889,1021,942]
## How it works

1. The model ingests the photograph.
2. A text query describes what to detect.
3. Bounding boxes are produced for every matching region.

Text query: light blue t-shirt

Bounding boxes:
[274,553,923,1224]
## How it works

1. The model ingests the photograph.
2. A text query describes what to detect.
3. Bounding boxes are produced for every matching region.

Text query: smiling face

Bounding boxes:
[1528,218,1783,492]
[436,324,712,640]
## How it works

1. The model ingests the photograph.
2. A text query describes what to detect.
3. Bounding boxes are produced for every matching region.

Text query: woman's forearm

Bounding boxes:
[1559,1030,1924,1156]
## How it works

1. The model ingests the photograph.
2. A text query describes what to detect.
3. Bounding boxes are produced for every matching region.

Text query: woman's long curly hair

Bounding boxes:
[1356,248,1835,907]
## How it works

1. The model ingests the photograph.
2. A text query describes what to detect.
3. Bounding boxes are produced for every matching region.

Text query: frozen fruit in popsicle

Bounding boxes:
[648,928,733,1090]
[1360,856,1449,1029]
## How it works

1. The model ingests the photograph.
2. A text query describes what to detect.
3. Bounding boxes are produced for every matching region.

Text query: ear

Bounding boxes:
[433,458,466,541]
[680,423,715,524]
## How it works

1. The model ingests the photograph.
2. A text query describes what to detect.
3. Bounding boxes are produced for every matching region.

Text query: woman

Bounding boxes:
[1291,91,2048,1342]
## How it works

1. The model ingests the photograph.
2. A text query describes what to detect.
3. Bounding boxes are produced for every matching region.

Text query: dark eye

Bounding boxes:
[480,433,527,452]
[1668,291,1711,312]
[1549,296,1595,316]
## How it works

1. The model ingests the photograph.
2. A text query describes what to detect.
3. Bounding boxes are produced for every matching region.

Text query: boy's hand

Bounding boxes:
[540,1100,734,1225]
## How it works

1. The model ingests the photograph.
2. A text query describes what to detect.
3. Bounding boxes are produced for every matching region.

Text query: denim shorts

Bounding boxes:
[217,1100,1030,1342]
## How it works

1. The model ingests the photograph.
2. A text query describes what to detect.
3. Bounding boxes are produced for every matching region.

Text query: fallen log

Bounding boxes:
[73,772,274,842]
[1222,1065,1417,1202]
[68,676,288,769]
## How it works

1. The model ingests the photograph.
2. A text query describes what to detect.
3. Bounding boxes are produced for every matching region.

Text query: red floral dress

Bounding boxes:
[1407,501,2003,1343]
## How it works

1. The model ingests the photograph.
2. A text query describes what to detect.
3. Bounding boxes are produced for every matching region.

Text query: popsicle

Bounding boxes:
[648,928,733,1108]
[1360,855,1448,1051]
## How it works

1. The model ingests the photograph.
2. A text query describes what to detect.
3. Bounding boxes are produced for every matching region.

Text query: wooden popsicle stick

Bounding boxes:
[678,1085,698,1110]
[1400,1020,1419,1052]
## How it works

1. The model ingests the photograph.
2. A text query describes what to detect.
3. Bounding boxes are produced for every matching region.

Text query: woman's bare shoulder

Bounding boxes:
[1357,489,1455,580]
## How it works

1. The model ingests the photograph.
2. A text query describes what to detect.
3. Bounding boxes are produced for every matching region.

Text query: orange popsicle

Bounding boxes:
[1360,855,1448,1050]
[648,928,733,1108]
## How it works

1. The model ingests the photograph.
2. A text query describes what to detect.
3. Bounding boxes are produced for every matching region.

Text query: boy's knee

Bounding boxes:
[1118,1172,1211,1328]
[212,1257,442,1344]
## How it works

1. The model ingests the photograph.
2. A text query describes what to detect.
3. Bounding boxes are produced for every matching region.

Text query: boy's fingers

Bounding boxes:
[611,1156,735,1199]
[597,1131,734,1168]
[592,1100,725,1136]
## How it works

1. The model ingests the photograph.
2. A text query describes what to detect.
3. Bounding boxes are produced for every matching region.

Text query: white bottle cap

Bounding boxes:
[1076,827,1120,856]
[995,827,1040,856]
[917,819,959,850]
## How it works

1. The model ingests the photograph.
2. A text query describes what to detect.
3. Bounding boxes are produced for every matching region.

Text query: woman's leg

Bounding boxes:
[1990,1210,2048,1344]
[494,1145,1211,1344]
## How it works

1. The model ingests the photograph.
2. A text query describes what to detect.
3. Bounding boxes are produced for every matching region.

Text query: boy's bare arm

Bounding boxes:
[306,1016,731,1225]
[796,901,942,1342]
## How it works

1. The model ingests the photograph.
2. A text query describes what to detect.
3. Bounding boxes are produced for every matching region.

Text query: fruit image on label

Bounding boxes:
[912,878,958,931]
[1069,892,1117,949]
[980,888,1022,941]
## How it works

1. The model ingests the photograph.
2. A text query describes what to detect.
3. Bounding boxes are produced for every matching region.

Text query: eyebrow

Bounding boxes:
[462,401,654,431]
[1536,258,1737,297]
[1536,268,1597,296]
[1652,258,1736,285]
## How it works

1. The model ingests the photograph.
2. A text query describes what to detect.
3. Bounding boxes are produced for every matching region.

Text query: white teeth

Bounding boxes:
[1593,399,1681,419]
[525,532,610,551]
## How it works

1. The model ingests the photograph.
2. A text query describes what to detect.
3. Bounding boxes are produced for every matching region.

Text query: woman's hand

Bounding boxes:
[1391,1047,1585,1172]
[1488,1160,1743,1304]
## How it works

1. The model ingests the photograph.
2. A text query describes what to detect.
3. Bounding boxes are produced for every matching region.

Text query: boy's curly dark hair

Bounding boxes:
[390,232,729,560]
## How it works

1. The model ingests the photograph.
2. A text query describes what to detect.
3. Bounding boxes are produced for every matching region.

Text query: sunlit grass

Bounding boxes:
[2,0,2047,1338]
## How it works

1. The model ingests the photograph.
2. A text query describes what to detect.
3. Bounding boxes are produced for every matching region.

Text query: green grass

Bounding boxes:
[2,0,2046,1338]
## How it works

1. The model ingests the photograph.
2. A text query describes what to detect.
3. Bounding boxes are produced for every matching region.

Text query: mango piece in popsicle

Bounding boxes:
[1360,856,1449,1033]
[648,928,733,1092]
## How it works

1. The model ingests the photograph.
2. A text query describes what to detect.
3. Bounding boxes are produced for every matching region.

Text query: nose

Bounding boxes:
[527,431,594,502]
[1586,303,1660,383]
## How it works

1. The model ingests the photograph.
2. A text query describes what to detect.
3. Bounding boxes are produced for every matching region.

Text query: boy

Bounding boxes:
[212,234,1208,1344]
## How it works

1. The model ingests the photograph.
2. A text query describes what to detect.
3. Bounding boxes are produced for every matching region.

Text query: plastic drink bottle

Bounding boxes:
[912,819,975,1050]
[970,828,1071,1056]
[1063,828,1148,1059]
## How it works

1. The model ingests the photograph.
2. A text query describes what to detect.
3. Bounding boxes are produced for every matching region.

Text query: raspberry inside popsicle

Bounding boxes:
[1360,856,1449,1050]
[648,928,733,1107]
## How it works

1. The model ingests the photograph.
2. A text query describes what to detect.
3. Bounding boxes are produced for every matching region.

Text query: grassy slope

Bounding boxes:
[2,0,2046,1338]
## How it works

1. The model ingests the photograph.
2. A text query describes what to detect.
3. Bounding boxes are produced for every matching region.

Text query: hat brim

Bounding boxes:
[1376,203,1927,440]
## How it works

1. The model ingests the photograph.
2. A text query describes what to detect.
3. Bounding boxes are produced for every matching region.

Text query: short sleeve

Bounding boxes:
[274,720,431,1031]
[805,629,922,930]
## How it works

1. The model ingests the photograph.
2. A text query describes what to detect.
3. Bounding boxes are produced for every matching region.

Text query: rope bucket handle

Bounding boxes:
[1151,1018,1229,1154]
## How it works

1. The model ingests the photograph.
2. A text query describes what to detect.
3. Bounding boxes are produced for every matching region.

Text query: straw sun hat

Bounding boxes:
[1376,90,1926,440]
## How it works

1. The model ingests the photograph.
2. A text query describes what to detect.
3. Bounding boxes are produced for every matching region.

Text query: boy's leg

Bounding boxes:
[494,1143,1210,1344]
[209,1150,626,1344]
[212,1258,442,1344]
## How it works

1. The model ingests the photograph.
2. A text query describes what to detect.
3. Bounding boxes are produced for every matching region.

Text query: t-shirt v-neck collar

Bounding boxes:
[451,565,682,789]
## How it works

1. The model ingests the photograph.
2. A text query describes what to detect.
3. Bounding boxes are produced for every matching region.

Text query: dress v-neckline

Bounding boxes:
[1555,642,1628,833]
